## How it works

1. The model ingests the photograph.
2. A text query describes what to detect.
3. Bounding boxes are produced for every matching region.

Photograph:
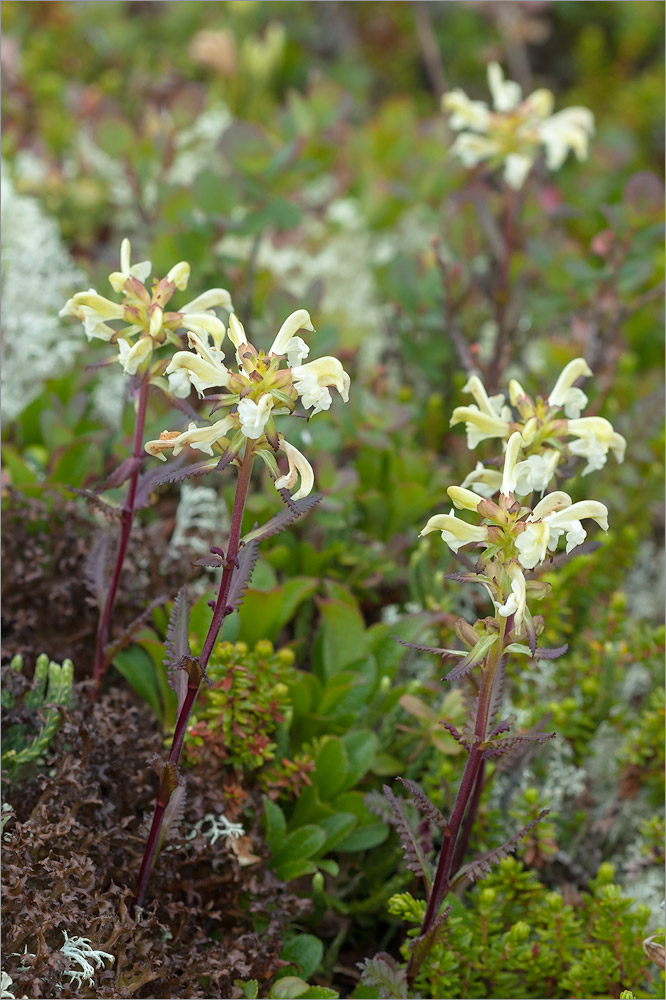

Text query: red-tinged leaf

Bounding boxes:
[383,785,433,889]
[453,810,550,885]
[214,446,238,473]
[69,487,121,519]
[242,493,322,544]
[445,634,498,682]
[85,531,111,608]
[193,554,225,568]
[140,458,217,496]
[488,716,514,738]
[397,777,451,836]
[408,907,451,972]
[133,455,188,509]
[446,572,487,585]
[392,637,450,657]
[480,730,556,760]
[533,643,569,660]
[96,456,142,493]
[225,538,260,615]
[165,587,191,715]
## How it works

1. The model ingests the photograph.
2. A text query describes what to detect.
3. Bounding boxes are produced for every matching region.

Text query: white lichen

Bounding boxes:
[1,166,84,421]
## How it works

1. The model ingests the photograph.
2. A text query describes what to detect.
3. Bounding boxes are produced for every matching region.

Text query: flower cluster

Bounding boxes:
[144,307,350,500]
[442,62,594,189]
[60,238,232,379]
[451,358,626,496]
[421,364,618,658]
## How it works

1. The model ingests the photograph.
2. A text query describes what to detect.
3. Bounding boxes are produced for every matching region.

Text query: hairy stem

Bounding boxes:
[91,378,150,698]
[407,618,507,983]
[132,443,255,911]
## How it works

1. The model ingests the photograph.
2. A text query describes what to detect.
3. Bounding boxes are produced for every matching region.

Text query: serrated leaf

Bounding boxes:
[383,785,433,888]
[226,538,260,614]
[391,636,449,656]
[69,487,121,519]
[242,493,323,544]
[397,777,450,835]
[358,954,408,1000]
[454,810,550,885]
[97,456,142,493]
[144,457,218,491]
[85,531,111,608]
[408,907,451,972]
[164,587,191,715]
[445,634,498,682]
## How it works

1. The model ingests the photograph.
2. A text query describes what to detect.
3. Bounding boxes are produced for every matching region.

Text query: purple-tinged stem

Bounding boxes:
[407,618,507,983]
[133,443,255,911]
[91,378,150,699]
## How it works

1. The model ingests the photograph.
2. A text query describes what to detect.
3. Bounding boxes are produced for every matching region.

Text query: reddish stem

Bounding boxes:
[407,620,506,983]
[132,443,255,911]
[91,378,150,698]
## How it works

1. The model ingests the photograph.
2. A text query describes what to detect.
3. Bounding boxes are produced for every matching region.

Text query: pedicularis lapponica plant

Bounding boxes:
[60,245,350,907]
[360,356,627,993]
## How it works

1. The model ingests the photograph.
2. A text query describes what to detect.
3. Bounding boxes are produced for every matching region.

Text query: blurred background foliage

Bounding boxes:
[1,3,664,999]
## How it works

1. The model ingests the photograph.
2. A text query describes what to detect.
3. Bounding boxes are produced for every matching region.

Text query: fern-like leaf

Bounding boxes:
[363,789,395,823]
[96,456,142,493]
[392,637,450,657]
[408,907,451,972]
[225,539,260,615]
[242,493,322,544]
[358,954,408,1000]
[145,458,218,490]
[164,587,191,716]
[69,487,121,519]
[383,785,433,889]
[481,730,556,760]
[455,810,550,885]
[397,777,450,836]
[84,531,111,609]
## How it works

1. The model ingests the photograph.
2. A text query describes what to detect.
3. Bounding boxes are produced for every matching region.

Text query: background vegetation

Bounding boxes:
[1,2,663,998]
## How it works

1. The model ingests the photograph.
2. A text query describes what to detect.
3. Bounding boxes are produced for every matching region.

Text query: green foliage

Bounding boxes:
[2,654,73,782]
[388,859,663,1000]
[185,639,297,772]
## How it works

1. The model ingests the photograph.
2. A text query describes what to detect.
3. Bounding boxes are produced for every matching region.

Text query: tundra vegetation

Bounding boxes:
[1,3,664,999]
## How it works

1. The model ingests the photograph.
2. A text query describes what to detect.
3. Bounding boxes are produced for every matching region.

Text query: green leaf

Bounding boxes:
[316,812,358,852]
[335,822,389,853]
[313,737,350,801]
[313,600,368,679]
[273,825,327,868]
[280,935,324,981]
[298,989,339,999]
[112,647,161,719]
[270,976,310,999]
[234,980,259,1000]
[275,858,318,881]
[264,797,287,853]
[341,731,377,790]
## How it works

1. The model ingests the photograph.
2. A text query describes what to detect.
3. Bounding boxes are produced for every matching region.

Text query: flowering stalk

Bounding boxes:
[390,362,622,987]
[60,239,233,696]
[132,305,350,908]
[133,441,255,910]
[91,378,149,693]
